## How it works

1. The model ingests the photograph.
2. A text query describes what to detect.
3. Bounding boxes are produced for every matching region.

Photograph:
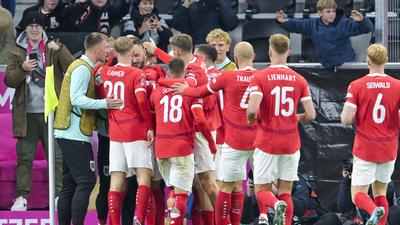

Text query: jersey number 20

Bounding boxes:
[104,81,125,109]
[160,95,183,123]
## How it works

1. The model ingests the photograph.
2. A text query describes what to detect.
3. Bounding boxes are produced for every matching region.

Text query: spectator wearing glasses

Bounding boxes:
[4,11,74,211]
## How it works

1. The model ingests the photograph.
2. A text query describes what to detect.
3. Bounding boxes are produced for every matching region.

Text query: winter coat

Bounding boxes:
[4,32,74,137]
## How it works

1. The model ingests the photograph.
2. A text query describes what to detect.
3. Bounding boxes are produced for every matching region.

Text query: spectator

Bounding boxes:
[275,0,373,69]
[63,0,131,35]
[172,0,239,45]
[16,0,68,36]
[337,158,397,225]
[206,28,237,70]
[1,0,15,16]
[0,5,14,64]
[121,0,173,52]
[53,32,123,225]
[4,11,74,211]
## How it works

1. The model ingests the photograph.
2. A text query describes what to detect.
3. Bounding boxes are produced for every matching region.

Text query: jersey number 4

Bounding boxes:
[271,86,294,117]
[160,95,183,123]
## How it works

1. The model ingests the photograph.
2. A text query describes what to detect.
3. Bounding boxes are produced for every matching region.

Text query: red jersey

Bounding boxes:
[202,66,222,131]
[207,67,257,150]
[150,81,202,158]
[345,73,400,162]
[100,64,149,142]
[144,64,165,82]
[249,65,311,154]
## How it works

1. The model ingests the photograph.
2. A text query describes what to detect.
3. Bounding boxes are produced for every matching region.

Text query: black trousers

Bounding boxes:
[57,138,96,225]
[96,134,138,225]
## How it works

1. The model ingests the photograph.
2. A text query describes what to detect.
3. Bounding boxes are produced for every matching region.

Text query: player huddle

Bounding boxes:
[91,32,395,225]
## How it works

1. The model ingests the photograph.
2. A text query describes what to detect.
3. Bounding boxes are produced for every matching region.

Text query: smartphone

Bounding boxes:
[29,53,38,61]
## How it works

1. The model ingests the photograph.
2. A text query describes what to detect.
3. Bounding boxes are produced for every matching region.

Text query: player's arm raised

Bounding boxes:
[191,102,217,154]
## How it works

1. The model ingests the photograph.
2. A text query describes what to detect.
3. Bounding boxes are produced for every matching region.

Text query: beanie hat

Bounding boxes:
[21,11,45,30]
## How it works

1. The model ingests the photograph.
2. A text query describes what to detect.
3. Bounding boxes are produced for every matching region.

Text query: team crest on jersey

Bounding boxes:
[211,78,217,83]
[90,160,95,172]
[141,77,146,86]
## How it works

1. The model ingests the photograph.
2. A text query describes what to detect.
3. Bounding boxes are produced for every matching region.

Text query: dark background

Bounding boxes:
[293,67,400,211]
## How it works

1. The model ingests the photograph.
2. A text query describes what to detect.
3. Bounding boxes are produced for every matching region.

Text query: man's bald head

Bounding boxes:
[234,42,255,61]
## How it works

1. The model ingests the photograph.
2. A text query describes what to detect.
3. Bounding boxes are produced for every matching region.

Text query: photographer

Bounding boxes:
[337,159,397,224]
[5,11,74,211]
[121,0,172,52]
[241,170,332,225]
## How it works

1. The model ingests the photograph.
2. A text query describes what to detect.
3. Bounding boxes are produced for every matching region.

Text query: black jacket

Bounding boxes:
[63,0,130,35]
[16,3,67,35]
[172,0,239,45]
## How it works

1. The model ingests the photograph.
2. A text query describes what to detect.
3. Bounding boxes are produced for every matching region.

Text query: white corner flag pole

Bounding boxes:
[48,111,56,225]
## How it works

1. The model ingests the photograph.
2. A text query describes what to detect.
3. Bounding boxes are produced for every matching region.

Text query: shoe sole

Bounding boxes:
[273,202,287,225]
[366,207,385,225]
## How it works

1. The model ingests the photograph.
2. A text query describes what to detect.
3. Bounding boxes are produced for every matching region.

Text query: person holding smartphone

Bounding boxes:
[121,0,172,52]
[5,11,74,211]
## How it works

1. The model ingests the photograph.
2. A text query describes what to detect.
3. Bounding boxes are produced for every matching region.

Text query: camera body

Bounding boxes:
[342,159,353,174]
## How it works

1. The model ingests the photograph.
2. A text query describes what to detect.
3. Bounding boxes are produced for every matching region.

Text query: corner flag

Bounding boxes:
[45,65,58,122]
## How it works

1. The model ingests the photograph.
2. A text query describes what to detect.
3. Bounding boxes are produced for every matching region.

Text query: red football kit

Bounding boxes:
[100,64,153,142]
[154,48,221,132]
[150,79,216,159]
[183,67,257,150]
[249,65,311,154]
[345,73,400,162]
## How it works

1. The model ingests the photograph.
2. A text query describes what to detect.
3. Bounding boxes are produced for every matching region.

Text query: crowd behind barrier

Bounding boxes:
[1,62,399,211]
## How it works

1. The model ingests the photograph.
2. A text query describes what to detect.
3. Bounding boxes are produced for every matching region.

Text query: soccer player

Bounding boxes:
[99,36,154,225]
[129,36,166,225]
[341,44,400,225]
[247,34,316,225]
[173,41,258,225]
[145,35,220,216]
[150,57,216,225]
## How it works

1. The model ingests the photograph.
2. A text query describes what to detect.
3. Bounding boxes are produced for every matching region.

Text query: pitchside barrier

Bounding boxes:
[1,63,399,212]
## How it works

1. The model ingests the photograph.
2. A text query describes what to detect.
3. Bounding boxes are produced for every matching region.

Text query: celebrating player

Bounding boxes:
[173,41,258,225]
[341,44,400,225]
[150,57,216,225]
[247,34,316,225]
[99,36,154,225]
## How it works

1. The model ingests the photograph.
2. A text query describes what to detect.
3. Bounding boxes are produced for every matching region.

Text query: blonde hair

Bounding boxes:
[114,36,134,55]
[316,0,337,11]
[206,28,232,46]
[269,34,290,55]
[367,44,388,65]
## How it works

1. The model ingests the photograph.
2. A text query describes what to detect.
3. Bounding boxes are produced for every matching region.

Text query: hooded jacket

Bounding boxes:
[4,31,74,137]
